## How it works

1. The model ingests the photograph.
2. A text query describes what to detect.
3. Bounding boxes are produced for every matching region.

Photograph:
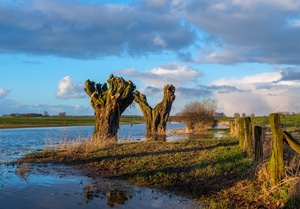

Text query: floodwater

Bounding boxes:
[0,163,200,209]
[0,123,226,209]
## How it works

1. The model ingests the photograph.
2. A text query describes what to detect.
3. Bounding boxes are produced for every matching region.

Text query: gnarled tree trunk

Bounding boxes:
[84,74,136,140]
[134,84,175,139]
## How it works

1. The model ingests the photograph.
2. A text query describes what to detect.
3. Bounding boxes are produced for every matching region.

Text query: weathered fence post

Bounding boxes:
[237,117,245,150]
[230,120,235,136]
[254,126,263,162]
[267,113,284,185]
[234,118,239,137]
[245,117,253,157]
[230,119,239,137]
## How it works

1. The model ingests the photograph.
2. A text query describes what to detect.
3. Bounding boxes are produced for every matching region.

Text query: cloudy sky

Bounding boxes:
[1,0,300,117]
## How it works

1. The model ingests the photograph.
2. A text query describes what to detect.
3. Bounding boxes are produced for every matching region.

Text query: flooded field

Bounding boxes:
[1,163,199,209]
[0,123,226,209]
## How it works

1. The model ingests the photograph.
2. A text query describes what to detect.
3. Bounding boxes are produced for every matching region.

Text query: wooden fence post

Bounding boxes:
[245,117,253,157]
[238,117,245,150]
[268,113,284,185]
[230,120,235,136]
[234,118,239,137]
[254,126,263,162]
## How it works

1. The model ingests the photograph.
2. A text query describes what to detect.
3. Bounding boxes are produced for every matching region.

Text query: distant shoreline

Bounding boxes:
[0,116,145,129]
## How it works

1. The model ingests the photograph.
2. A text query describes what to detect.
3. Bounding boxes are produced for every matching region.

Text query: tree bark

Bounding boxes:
[84,74,136,140]
[134,84,175,139]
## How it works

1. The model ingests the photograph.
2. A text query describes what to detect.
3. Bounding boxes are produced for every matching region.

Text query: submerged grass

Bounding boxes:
[20,133,300,209]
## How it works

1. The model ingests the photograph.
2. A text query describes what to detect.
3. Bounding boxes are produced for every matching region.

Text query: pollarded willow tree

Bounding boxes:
[84,74,136,140]
[134,84,175,139]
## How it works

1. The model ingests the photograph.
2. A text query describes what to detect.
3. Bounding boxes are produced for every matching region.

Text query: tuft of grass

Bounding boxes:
[15,163,30,181]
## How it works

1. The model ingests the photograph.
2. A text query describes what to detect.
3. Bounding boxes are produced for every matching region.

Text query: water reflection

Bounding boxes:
[0,124,205,209]
[82,180,133,207]
[0,164,200,209]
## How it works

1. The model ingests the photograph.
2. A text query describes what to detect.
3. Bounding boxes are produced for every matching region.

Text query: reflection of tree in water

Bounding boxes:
[107,190,131,208]
[83,182,132,208]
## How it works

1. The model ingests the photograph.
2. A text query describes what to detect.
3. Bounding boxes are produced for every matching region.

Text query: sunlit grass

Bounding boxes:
[18,125,300,208]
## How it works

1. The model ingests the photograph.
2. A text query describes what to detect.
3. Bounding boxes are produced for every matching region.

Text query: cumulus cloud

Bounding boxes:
[117,63,202,88]
[117,64,300,116]
[209,70,300,116]
[1,0,300,66]
[0,0,195,59]
[116,63,204,112]
[279,67,300,81]
[0,88,12,99]
[56,76,85,99]
[182,0,300,65]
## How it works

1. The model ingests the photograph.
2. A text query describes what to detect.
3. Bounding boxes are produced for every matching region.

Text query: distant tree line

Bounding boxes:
[2,111,67,117]
[3,113,44,117]
[233,111,300,118]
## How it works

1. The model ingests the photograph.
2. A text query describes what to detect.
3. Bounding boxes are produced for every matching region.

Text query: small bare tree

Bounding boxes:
[175,99,217,133]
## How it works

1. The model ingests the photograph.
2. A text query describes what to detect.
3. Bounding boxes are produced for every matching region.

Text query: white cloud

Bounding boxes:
[56,76,85,99]
[153,36,167,47]
[0,88,12,99]
[212,72,281,88]
[210,71,300,116]
[117,63,202,89]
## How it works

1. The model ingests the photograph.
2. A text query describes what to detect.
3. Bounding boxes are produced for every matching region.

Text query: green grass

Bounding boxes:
[0,116,145,128]
[224,114,300,127]
[19,131,300,208]
[14,114,300,208]
[20,136,263,208]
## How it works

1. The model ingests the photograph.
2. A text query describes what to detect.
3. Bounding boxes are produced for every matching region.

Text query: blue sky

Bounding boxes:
[1,0,300,117]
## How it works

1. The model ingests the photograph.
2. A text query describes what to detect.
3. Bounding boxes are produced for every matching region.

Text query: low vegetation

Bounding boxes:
[9,114,300,208]
[0,116,144,129]
[175,99,217,132]
[18,132,300,208]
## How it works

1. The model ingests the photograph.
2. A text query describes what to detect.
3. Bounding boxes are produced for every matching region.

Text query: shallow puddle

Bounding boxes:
[0,164,200,209]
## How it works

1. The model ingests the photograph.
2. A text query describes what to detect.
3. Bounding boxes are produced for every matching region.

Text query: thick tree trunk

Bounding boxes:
[84,74,135,140]
[134,84,175,139]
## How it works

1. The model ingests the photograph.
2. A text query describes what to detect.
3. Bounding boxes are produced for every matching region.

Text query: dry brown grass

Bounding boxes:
[54,137,117,154]
[254,149,300,208]
[15,162,30,181]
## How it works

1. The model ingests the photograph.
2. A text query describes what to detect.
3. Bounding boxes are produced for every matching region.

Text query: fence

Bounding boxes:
[230,113,300,186]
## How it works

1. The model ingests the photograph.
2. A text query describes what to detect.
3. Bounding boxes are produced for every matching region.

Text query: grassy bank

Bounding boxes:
[19,133,300,208]
[0,116,145,128]
[218,114,300,127]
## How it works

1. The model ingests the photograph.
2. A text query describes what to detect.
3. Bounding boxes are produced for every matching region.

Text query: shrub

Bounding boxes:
[175,98,217,132]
